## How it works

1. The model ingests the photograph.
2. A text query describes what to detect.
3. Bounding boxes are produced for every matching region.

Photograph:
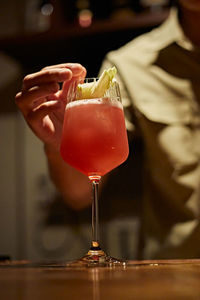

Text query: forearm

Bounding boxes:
[44,144,92,210]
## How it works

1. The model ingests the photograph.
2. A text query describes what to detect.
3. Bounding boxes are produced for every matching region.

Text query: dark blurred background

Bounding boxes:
[0,0,172,112]
[0,0,171,262]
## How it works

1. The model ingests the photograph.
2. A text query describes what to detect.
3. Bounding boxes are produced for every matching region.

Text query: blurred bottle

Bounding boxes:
[75,0,93,27]
[59,0,112,22]
[24,0,53,32]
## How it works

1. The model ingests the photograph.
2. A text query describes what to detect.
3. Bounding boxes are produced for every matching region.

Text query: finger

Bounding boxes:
[43,63,87,77]
[77,68,87,81]
[59,79,78,102]
[15,82,59,115]
[26,100,62,125]
[22,68,72,91]
[59,69,86,101]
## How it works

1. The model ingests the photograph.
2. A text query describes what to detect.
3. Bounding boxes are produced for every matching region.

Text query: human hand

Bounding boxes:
[15,63,86,151]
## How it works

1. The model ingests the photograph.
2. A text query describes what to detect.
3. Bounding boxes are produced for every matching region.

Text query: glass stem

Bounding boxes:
[90,176,101,250]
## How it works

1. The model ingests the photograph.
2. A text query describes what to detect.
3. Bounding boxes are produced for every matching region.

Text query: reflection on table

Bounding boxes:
[0,259,200,299]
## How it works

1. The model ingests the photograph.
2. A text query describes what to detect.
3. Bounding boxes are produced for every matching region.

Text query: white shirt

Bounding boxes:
[100,8,200,259]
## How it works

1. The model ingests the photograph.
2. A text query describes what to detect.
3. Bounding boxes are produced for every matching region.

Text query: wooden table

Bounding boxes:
[0,259,200,299]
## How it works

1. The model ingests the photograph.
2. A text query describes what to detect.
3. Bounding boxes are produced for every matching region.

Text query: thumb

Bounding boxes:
[59,79,79,102]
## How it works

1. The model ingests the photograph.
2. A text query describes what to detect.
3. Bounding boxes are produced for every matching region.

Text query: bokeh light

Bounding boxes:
[78,9,93,27]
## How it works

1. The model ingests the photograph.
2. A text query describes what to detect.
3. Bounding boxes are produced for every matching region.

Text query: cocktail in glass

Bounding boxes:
[60,78,129,266]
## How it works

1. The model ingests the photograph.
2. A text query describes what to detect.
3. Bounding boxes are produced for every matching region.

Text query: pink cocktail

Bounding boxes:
[60,98,129,177]
[60,77,129,266]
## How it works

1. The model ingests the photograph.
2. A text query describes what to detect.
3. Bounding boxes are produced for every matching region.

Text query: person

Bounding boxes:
[15,0,200,260]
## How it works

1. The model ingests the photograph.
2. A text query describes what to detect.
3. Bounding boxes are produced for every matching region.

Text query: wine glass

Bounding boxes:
[60,78,129,266]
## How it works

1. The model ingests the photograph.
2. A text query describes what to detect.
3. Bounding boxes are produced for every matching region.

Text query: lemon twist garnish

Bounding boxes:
[76,66,117,99]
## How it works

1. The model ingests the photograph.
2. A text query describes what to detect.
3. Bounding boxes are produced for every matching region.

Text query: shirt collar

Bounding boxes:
[163,7,196,51]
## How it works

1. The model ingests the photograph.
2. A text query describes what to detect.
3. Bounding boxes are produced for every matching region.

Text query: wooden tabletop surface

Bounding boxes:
[0,259,200,299]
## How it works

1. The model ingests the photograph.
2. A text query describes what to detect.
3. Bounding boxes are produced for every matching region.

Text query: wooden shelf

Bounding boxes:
[0,9,169,48]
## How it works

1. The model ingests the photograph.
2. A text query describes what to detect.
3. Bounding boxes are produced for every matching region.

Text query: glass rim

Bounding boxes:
[66,78,121,103]
[82,77,99,82]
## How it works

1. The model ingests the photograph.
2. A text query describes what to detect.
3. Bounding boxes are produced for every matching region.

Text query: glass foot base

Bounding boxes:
[65,249,126,267]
